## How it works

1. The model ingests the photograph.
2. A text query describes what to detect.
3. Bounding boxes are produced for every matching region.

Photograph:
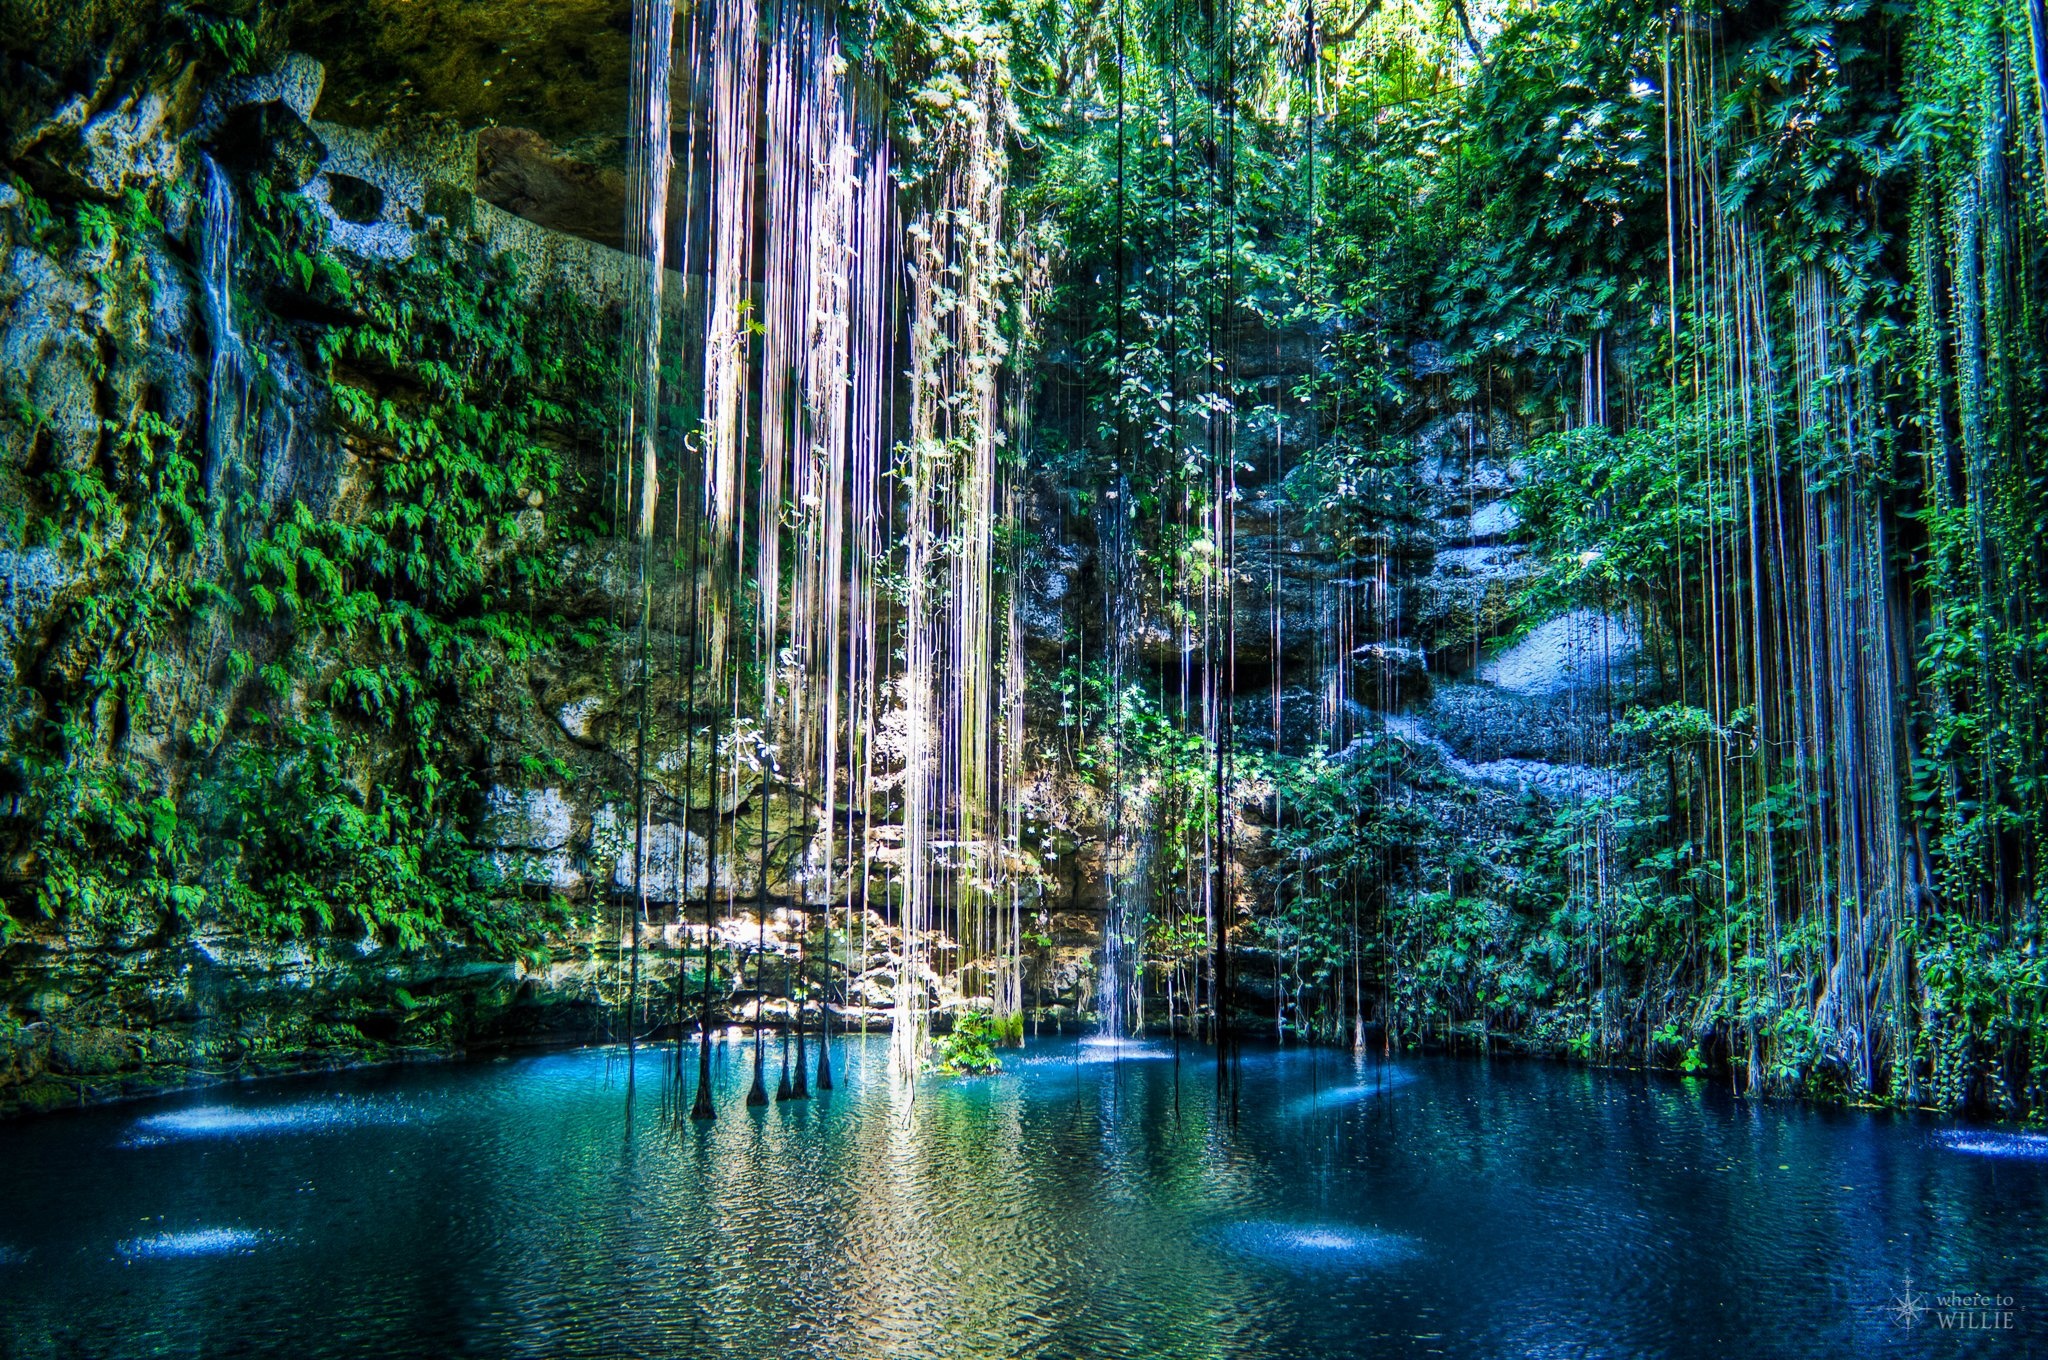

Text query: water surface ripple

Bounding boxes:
[0,1038,2042,1358]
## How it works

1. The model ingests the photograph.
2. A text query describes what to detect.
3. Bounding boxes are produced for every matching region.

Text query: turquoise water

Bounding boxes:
[0,1035,2043,1358]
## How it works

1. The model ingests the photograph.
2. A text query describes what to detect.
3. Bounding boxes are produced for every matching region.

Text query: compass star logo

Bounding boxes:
[1890,1273,1929,1329]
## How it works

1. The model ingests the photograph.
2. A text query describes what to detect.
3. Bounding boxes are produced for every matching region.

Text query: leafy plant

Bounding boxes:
[936,1008,1005,1074]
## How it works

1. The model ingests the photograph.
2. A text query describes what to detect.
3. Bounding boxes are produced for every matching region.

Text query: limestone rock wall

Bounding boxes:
[0,897,1112,1116]
[0,6,1631,1118]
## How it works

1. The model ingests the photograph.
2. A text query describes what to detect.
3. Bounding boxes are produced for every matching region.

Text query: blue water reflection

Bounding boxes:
[0,1037,2041,1358]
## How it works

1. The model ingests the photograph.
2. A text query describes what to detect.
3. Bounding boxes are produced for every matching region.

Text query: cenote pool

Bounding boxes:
[0,1036,2043,1358]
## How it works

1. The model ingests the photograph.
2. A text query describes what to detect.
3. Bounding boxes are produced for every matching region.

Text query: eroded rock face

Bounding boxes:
[1476,609,1641,700]
[68,88,181,195]
[193,51,326,134]
[1351,642,1428,710]
[289,0,633,149]
[479,786,583,895]
[304,119,430,259]
[0,921,539,1115]
[475,126,631,249]
[0,241,105,470]
[482,785,575,849]
[0,548,72,685]
[0,896,1112,1114]
[1396,608,1645,796]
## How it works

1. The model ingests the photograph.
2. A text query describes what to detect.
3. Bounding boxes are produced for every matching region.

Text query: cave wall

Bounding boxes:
[0,0,1642,1117]
[0,10,1130,1114]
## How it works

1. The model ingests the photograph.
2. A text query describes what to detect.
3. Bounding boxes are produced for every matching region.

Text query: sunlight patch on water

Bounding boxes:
[116,1228,266,1260]
[1938,1130,2048,1159]
[1215,1220,1421,1270]
[1026,1037,1180,1065]
[1282,1070,1415,1118]
[124,1098,413,1147]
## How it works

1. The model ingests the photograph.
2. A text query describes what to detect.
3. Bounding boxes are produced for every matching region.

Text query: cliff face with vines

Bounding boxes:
[2,0,2045,1121]
[0,0,1099,1114]
[1020,0,2048,1117]
[0,3,618,1109]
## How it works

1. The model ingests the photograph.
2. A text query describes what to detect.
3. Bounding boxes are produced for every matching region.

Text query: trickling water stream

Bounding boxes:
[0,1042,2040,1358]
[196,153,244,496]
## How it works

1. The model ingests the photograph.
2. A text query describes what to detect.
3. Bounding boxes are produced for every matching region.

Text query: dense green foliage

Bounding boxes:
[936,1007,1008,1073]
[1014,0,2048,1116]
[0,152,609,952]
[3,0,2044,1123]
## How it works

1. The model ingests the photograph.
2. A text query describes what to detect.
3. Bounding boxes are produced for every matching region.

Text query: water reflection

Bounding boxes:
[0,1037,2041,1358]
[1027,1035,1181,1064]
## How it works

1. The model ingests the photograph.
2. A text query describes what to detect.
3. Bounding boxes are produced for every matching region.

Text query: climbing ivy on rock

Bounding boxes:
[1,134,611,953]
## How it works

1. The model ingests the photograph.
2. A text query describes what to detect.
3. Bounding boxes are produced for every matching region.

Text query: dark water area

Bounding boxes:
[0,1035,2043,1358]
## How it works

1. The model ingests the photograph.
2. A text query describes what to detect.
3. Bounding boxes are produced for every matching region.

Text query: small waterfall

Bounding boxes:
[1099,469,1148,1039]
[1101,800,1156,1038]
[197,154,245,496]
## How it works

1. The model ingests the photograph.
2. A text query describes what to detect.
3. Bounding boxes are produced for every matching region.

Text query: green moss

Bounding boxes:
[2,152,612,958]
[48,1026,130,1076]
[16,1077,74,1114]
